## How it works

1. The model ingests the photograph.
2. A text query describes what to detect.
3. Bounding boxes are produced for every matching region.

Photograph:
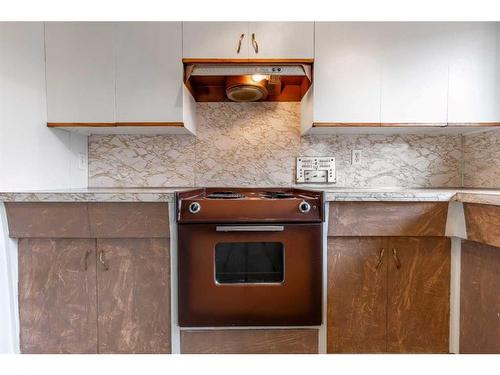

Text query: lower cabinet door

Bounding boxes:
[387,237,450,353]
[18,238,98,354]
[96,238,171,353]
[460,240,500,353]
[327,237,388,353]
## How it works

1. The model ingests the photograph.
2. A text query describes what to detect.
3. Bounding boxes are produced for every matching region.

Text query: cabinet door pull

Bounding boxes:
[237,33,245,54]
[83,250,91,271]
[392,248,401,269]
[375,248,385,270]
[98,250,109,271]
[251,33,259,53]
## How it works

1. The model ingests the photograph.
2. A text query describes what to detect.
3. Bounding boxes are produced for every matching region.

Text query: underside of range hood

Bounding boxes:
[183,59,313,102]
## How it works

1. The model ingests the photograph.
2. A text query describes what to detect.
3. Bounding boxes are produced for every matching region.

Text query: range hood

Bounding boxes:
[184,60,312,102]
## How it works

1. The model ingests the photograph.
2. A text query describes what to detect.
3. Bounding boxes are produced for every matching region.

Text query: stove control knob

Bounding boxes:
[299,201,311,213]
[188,202,201,214]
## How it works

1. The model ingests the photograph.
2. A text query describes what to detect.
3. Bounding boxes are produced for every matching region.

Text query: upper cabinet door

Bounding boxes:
[45,22,115,123]
[247,22,314,59]
[182,22,249,59]
[380,23,451,124]
[314,22,382,123]
[114,22,183,122]
[448,23,500,123]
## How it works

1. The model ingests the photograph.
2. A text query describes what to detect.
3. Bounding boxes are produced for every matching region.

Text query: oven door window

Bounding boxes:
[215,242,284,284]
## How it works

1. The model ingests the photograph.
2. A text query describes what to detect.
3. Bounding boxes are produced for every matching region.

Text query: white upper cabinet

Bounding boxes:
[313,22,383,123]
[45,22,195,133]
[45,22,115,123]
[114,22,183,122]
[448,22,500,123]
[182,22,249,59]
[247,22,314,59]
[380,23,451,123]
[182,22,314,59]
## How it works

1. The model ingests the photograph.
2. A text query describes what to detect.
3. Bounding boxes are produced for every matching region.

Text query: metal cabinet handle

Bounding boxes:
[237,33,245,54]
[392,248,401,269]
[216,225,284,232]
[98,250,109,271]
[251,33,259,54]
[83,250,91,271]
[375,248,385,270]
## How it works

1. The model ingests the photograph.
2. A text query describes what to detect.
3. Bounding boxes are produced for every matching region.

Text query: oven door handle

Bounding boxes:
[215,225,285,232]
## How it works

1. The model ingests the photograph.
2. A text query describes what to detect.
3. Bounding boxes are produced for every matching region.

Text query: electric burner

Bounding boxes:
[261,191,294,199]
[206,191,245,199]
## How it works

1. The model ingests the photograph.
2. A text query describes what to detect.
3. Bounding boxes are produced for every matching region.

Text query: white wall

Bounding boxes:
[0,22,88,353]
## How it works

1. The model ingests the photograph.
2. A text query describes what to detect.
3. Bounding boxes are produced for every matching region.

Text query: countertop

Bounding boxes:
[1,187,500,205]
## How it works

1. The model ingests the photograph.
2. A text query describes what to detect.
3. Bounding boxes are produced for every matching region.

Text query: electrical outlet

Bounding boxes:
[77,153,87,171]
[351,150,362,165]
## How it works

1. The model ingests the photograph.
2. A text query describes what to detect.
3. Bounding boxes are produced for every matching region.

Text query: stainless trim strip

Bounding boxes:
[216,225,284,232]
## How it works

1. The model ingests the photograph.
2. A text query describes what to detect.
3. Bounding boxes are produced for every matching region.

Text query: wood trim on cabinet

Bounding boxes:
[48,122,184,128]
[313,122,500,128]
[328,202,449,237]
[115,122,184,127]
[180,329,318,354]
[313,123,381,127]
[182,58,314,64]
[464,203,500,248]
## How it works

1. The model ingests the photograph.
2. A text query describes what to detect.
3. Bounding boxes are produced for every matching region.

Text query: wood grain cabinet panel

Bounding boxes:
[327,236,450,354]
[464,203,500,248]
[18,239,97,353]
[328,202,448,237]
[88,203,170,238]
[180,329,318,354]
[327,237,387,353]
[5,202,91,238]
[97,238,171,353]
[387,237,450,353]
[460,240,500,353]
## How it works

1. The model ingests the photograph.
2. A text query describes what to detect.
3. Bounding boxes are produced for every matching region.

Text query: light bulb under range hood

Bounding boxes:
[251,74,267,83]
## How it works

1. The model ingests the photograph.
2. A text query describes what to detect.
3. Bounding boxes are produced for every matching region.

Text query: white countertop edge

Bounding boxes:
[0,188,499,204]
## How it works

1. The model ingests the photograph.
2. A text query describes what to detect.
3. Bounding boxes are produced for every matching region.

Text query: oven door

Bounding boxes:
[178,223,322,326]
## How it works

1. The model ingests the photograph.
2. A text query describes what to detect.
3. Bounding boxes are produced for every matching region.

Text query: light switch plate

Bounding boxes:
[296,156,336,183]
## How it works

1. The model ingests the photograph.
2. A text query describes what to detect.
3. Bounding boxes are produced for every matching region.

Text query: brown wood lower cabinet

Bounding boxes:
[327,237,387,353]
[97,239,171,354]
[18,237,171,354]
[386,237,450,353]
[180,329,319,354]
[460,240,500,353]
[327,236,450,353]
[18,239,98,354]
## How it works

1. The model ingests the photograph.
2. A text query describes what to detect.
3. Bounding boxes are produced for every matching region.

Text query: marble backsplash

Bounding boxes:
[90,102,470,188]
[463,130,500,188]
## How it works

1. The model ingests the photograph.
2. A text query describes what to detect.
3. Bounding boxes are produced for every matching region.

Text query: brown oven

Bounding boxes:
[177,188,323,327]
